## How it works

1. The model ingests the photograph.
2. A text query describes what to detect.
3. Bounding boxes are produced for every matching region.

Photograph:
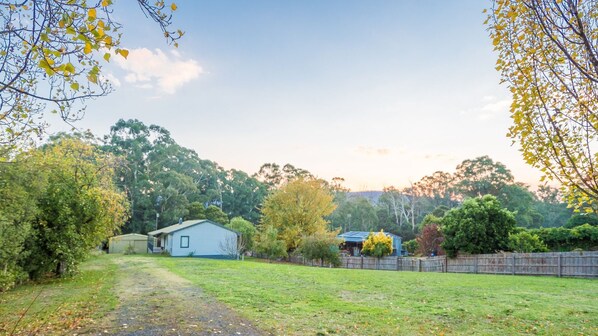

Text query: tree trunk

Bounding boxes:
[56,260,67,276]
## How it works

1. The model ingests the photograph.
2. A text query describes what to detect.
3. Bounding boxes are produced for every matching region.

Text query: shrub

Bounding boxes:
[565,214,598,228]
[361,230,393,258]
[402,240,418,255]
[256,226,287,261]
[442,195,515,257]
[299,232,342,267]
[226,217,257,254]
[416,224,444,256]
[508,231,548,253]
[530,224,598,251]
[123,244,136,255]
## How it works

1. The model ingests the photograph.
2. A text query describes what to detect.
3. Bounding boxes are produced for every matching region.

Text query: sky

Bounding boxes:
[48,0,544,191]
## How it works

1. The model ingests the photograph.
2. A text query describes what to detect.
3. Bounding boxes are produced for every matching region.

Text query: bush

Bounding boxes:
[226,217,257,254]
[256,226,287,261]
[123,244,136,255]
[442,195,515,257]
[416,224,444,256]
[361,230,393,258]
[565,214,598,228]
[299,232,342,267]
[530,224,598,251]
[508,231,548,253]
[402,240,418,255]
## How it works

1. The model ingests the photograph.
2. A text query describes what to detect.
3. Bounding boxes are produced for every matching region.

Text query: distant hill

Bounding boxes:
[348,191,383,204]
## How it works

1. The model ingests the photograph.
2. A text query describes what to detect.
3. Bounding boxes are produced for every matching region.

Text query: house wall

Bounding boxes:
[168,222,238,257]
[165,235,173,255]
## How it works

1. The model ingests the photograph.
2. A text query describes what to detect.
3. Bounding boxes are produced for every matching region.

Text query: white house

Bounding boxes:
[148,219,239,257]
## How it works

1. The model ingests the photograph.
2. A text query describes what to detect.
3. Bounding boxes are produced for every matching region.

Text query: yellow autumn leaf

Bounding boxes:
[118,49,129,59]
[84,42,92,54]
[171,3,177,11]
[64,62,75,74]
[88,8,97,20]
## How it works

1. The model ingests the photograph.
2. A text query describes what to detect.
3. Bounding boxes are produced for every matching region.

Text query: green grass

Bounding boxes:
[0,255,118,336]
[157,257,598,335]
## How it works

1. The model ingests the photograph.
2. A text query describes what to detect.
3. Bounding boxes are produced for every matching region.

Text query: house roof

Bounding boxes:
[109,233,148,240]
[338,231,401,243]
[148,219,238,236]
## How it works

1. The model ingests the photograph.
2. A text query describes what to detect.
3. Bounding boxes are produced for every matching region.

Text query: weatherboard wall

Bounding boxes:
[168,222,238,257]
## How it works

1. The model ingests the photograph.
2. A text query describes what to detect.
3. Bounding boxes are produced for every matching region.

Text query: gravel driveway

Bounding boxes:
[79,256,266,336]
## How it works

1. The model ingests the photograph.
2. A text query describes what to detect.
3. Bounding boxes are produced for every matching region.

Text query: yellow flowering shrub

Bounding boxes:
[361,230,393,258]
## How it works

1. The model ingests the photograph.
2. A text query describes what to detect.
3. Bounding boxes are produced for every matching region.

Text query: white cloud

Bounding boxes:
[113,48,203,94]
[423,153,456,161]
[479,99,511,120]
[101,73,121,87]
[356,146,391,156]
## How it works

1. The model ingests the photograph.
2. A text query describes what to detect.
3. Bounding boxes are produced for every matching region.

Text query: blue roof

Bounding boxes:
[338,231,401,243]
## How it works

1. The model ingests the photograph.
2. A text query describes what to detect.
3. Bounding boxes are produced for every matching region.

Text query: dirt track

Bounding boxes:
[80,256,266,336]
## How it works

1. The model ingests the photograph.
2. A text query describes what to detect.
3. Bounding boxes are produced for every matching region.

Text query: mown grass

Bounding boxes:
[157,257,598,335]
[0,255,118,336]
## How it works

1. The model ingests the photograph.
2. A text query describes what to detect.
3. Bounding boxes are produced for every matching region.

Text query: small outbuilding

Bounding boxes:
[338,231,404,256]
[108,233,149,254]
[148,219,239,258]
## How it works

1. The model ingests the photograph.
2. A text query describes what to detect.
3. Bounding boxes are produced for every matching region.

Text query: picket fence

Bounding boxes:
[290,251,598,278]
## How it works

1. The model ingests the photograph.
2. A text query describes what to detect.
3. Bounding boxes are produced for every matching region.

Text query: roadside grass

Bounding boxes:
[0,255,118,335]
[157,257,598,335]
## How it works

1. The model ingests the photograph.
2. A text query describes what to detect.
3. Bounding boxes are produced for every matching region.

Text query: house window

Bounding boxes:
[180,236,189,248]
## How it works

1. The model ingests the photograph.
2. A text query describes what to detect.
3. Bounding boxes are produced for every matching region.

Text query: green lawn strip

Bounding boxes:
[157,257,598,335]
[0,255,118,335]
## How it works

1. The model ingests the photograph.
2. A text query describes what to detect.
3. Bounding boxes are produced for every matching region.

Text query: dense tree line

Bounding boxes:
[103,119,268,233]
[329,156,575,242]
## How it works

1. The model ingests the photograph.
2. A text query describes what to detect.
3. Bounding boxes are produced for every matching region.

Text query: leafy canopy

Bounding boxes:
[226,216,256,253]
[299,231,342,267]
[442,195,516,257]
[488,0,598,210]
[260,177,336,252]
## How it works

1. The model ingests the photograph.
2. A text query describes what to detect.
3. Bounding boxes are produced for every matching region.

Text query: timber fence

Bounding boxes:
[290,251,598,278]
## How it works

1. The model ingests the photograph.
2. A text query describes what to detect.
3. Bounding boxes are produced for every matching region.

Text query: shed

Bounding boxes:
[148,219,239,257]
[338,231,404,256]
[108,233,148,254]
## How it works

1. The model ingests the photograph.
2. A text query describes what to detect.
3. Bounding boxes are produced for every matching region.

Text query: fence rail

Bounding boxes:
[290,251,598,278]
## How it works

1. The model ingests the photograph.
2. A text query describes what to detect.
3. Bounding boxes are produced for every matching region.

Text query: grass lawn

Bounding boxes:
[157,257,598,335]
[0,254,118,335]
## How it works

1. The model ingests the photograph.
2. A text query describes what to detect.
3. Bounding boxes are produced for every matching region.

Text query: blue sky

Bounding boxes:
[48,0,542,190]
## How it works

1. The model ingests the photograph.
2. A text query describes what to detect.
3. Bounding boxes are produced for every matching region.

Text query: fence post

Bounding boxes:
[361,256,364,269]
[396,256,400,271]
[346,257,349,269]
[474,255,478,274]
[557,253,562,277]
[418,259,422,272]
[512,254,516,275]
[444,255,448,273]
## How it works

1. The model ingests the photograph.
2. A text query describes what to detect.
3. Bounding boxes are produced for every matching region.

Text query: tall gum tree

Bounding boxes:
[488,0,598,210]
